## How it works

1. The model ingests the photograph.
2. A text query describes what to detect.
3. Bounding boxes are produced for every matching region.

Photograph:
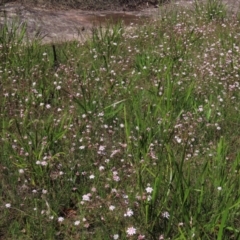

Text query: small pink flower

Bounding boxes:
[126,226,136,236]
[124,208,134,217]
[82,194,90,201]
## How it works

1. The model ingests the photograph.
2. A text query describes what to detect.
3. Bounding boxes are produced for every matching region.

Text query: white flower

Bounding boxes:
[162,211,170,219]
[124,208,134,217]
[42,189,48,194]
[41,161,48,166]
[99,145,105,151]
[175,136,182,143]
[147,195,152,201]
[98,112,104,116]
[146,186,153,193]
[82,194,90,201]
[217,186,222,191]
[74,220,80,226]
[126,226,136,235]
[109,205,116,211]
[5,203,11,208]
[113,234,119,239]
[113,174,120,182]
[58,217,64,222]
[89,174,95,179]
[99,166,105,171]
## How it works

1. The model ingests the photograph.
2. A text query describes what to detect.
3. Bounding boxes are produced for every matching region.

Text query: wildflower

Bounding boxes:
[124,208,134,217]
[84,222,90,228]
[58,217,64,222]
[110,149,121,158]
[5,203,11,208]
[126,226,136,236]
[89,174,95,179]
[162,211,170,219]
[113,174,120,182]
[147,195,152,201]
[42,189,47,194]
[82,194,90,201]
[41,161,48,166]
[113,171,120,181]
[99,145,105,151]
[217,186,222,191]
[113,234,119,239]
[109,205,116,211]
[99,166,105,171]
[175,136,182,143]
[74,220,80,226]
[146,186,153,193]
[98,112,104,116]
[19,169,24,174]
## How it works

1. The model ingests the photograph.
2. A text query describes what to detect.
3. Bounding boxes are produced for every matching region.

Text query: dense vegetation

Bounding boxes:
[1,0,240,239]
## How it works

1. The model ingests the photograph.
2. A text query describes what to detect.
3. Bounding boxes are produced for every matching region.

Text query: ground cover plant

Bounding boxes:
[1,0,240,239]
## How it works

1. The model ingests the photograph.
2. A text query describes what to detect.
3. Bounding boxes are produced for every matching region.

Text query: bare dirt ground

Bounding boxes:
[0,0,240,44]
[0,2,158,43]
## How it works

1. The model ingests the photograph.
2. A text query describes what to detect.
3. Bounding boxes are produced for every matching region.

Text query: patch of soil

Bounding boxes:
[0,0,239,44]
[1,0,161,11]
[0,1,162,44]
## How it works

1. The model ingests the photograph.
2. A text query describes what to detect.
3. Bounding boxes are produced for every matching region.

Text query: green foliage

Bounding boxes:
[1,2,240,239]
[194,0,227,21]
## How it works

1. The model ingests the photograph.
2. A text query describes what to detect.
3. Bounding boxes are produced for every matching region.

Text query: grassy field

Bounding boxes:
[1,0,240,239]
